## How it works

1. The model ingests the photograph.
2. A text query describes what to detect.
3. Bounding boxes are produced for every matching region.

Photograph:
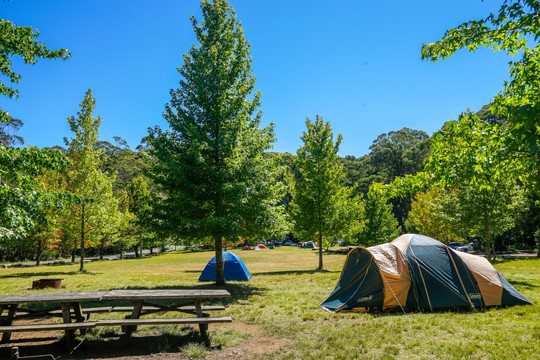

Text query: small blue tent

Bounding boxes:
[198,251,251,282]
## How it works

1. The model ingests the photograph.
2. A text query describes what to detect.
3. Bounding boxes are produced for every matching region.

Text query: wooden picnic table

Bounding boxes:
[0,289,231,347]
[102,289,231,345]
[0,291,107,344]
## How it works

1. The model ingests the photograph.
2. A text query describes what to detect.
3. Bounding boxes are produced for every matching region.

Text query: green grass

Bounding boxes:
[1,247,538,359]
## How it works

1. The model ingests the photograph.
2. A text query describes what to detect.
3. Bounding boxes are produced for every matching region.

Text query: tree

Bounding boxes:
[0,145,69,245]
[340,154,379,197]
[405,188,461,243]
[0,18,70,122]
[96,137,148,192]
[356,184,400,246]
[63,89,118,271]
[368,128,431,231]
[423,114,525,261]
[421,0,540,197]
[291,116,361,269]
[444,181,525,260]
[369,128,430,181]
[494,195,539,252]
[148,0,287,285]
[125,176,153,258]
[0,117,24,146]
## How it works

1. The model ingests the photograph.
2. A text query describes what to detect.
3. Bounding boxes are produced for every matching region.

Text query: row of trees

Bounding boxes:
[1,0,539,284]
[0,89,157,270]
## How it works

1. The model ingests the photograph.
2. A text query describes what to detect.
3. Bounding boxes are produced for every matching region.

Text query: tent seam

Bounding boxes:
[446,247,474,309]
[408,244,433,311]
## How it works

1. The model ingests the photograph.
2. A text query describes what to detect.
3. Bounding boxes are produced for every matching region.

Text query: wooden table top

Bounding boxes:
[0,291,107,305]
[0,289,231,305]
[103,289,231,300]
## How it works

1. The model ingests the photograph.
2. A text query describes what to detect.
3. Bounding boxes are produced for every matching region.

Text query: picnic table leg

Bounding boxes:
[1,304,18,343]
[194,299,210,347]
[123,300,144,338]
[71,302,88,335]
[72,303,86,322]
[61,302,75,348]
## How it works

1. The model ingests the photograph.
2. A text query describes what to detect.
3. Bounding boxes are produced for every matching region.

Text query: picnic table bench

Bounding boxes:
[0,289,231,347]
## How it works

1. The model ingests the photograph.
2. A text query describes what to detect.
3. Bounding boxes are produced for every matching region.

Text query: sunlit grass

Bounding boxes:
[1,247,538,359]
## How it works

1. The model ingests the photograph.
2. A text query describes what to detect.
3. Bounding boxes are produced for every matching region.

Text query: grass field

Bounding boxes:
[0,247,538,359]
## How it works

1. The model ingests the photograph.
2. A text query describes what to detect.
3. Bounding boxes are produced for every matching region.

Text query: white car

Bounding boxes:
[456,243,474,252]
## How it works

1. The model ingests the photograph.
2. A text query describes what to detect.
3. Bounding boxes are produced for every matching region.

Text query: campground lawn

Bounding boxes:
[0,247,538,359]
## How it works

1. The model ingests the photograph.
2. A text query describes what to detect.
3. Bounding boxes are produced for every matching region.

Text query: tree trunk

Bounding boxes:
[138,238,143,258]
[534,229,540,258]
[150,246,153,255]
[71,248,76,263]
[79,203,85,272]
[215,236,225,286]
[318,233,323,270]
[99,235,106,260]
[484,236,492,263]
[120,249,123,260]
[35,237,42,266]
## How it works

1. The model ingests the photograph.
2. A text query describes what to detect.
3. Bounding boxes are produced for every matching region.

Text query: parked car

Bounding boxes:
[284,240,293,246]
[448,242,463,250]
[456,243,474,252]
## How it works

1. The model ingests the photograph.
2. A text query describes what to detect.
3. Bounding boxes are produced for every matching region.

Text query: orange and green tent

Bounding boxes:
[321,234,532,312]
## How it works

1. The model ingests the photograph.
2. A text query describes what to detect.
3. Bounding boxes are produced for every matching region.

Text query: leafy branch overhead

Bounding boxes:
[0,19,70,122]
[421,0,540,197]
[421,0,540,106]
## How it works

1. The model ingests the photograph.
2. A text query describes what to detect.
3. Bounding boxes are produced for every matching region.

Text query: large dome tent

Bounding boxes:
[321,234,532,312]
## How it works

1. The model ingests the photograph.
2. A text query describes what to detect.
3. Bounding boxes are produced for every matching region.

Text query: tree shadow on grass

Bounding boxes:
[507,279,538,289]
[0,271,101,279]
[323,249,350,256]
[356,303,536,319]
[252,269,340,277]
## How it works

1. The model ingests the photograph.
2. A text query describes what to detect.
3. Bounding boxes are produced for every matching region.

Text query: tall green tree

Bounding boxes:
[421,0,540,197]
[368,128,431,231]
[126,176,153,258]
[356,184,400,246]
[63,89,118,271]
[424,114,525,261]
[148,0,286,285]
[0,18,70,122]
[292,116,360,269]
[442,181,524,260]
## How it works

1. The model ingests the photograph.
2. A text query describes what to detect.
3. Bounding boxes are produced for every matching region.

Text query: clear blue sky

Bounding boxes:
[1,0,511,156]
